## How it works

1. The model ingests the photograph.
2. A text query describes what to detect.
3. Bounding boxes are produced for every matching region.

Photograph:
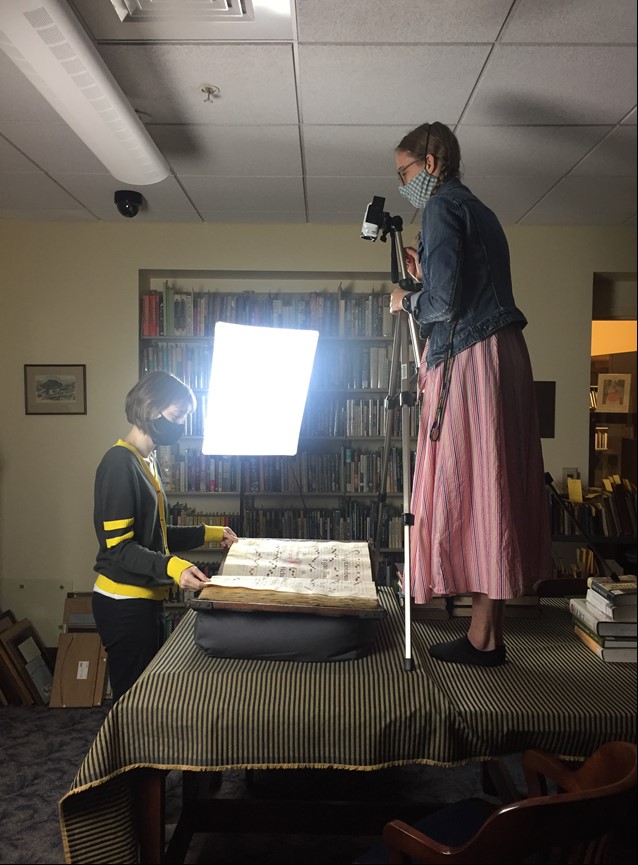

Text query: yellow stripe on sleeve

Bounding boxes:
[106,531,134,548]
[103,518,134,530]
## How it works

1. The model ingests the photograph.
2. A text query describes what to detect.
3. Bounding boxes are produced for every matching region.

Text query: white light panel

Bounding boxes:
[202,322,318,456]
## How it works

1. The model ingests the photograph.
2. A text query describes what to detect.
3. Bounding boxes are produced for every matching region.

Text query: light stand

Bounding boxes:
[372,212,424,670]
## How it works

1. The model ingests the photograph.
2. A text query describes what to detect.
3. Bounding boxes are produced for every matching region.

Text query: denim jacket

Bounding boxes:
[405,177,527,369]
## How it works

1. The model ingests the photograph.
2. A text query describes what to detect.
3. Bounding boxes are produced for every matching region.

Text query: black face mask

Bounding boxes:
[149,415,185,446]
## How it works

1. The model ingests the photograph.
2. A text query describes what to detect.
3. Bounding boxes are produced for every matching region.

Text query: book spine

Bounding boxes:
[587,578,637,606]
[569,597,605,635]
[586,589,637,621]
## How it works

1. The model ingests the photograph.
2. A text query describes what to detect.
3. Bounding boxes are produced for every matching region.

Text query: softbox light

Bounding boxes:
[202,322,319,456]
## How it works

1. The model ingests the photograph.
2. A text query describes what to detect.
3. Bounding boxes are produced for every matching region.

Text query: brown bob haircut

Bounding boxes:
[125,371,196,435]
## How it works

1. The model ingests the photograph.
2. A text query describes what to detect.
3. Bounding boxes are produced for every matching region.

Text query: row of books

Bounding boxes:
[569,575,637,664]
[241,503,402,550]
[548,477,637,538]
[166,508,237,547]
[300,397,420,439]
[141,340,408,395]
[157,446,414,495]
[141,286,395,339]
[311,343,404,392]
[158,449,239,493]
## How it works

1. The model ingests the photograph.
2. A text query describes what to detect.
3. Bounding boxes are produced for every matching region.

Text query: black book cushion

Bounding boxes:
[193,608,378,662]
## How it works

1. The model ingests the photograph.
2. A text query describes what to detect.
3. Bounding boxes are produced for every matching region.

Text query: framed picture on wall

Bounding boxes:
[24,364,87,415]
[596,373,632,414]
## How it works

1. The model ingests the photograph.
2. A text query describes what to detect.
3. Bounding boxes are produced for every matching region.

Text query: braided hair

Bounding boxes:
[396,122,461,195]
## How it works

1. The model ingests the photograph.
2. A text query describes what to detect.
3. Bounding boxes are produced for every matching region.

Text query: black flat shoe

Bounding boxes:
[428,636,507,667]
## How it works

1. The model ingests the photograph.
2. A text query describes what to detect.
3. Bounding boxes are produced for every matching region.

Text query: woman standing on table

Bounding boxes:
[389,121,552,667]
[92,370,238,701]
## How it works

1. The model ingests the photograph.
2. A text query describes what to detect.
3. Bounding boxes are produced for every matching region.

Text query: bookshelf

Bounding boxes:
[139,271,419,588]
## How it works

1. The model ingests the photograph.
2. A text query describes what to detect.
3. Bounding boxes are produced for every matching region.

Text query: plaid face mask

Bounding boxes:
[398,169,438,208]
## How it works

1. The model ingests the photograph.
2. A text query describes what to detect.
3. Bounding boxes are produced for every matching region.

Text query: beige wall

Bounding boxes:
[0,220,635,646]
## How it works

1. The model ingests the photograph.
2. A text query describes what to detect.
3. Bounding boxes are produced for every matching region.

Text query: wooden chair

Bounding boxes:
[359,741,637,865]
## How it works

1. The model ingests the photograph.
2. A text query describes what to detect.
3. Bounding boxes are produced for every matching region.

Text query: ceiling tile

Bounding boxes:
[97,44,299,125]
[464,45,637,125]
[622,108,637,125]
[179,176,306,217]
[0,122,107,175]
[521,176,637,224]
[0,52,60,123]
[297,0,512,42]
[151,125,302,176]
[456,125,612,179]
[570,127,637,177]
[460,175,557,224]
[501,0,637,44]
[0,134,44,173]
[302,126,411,176]
[0,173,88,212]
[306,176,414,221]
[298,45,490,125]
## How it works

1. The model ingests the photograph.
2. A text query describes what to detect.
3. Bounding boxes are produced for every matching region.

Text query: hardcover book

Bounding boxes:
[587,575,637,606]
[569,597,638,638]
[585,588,637,622]
[574,625,637,663]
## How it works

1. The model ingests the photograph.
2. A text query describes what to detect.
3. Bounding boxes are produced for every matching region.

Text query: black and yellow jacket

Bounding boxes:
[93,440,223,600]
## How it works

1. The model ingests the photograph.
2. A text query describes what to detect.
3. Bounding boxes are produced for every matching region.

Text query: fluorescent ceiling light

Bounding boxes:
[203,322,319,456]
[0,0,170,185]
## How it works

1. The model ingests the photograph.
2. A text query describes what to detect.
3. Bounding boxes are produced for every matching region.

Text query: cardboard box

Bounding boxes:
[62,594,96,632]
[49,632,108,707]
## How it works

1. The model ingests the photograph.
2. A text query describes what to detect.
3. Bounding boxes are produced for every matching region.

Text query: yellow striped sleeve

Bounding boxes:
[106,531,134,548]
[204,525,224,543]
[103,518,134,530]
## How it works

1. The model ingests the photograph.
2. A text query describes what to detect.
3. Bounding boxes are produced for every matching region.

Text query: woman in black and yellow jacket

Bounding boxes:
[92,370,238,702]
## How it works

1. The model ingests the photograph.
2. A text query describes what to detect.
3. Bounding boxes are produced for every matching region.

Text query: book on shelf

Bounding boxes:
[585,588,637,622]
[574,625,637,663]
[569,597,638,638]
[586,574,637,606]
[572,620,637,650]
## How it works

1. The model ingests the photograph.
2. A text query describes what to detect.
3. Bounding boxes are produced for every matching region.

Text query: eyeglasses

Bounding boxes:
[396,157,424,186]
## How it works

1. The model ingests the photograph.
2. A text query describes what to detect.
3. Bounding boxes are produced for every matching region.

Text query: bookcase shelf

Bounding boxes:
[140,271,416,586]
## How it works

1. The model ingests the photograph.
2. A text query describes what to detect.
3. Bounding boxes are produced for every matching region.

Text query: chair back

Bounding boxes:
[383,741,637,864]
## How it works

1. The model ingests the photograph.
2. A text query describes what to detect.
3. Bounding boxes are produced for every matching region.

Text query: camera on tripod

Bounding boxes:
[360,195,386,241]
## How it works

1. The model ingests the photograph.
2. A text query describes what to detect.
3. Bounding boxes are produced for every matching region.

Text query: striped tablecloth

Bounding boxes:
[59,589,636,863]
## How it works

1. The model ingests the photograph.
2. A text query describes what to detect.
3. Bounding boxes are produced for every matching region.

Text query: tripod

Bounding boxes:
[372,212,424,670]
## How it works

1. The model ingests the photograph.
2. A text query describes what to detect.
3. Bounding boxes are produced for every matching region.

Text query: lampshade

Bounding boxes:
[203,322,319,456]
[0,0,170,185]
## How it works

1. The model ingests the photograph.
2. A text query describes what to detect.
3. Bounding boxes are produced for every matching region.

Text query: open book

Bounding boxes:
[196,538,384,615]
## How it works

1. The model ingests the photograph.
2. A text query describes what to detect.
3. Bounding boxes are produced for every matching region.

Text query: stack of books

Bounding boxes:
[569,575,637,663]
[449,593,541,618]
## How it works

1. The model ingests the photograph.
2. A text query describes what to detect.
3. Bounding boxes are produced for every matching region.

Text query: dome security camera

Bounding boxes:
[114,190,143,218]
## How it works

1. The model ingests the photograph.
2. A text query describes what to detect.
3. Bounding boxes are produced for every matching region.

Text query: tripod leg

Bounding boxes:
[373,312,402,583]
[398,313,416,670]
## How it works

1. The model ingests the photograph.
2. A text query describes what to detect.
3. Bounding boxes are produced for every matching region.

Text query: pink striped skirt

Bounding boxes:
[409,325,553,603]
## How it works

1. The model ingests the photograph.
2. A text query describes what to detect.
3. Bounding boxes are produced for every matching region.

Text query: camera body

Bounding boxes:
[114,189,143,218]
[360,195,386,241]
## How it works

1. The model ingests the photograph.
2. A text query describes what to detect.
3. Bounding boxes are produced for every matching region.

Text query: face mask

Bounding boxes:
[149,415,185,446]
[399,169,438,208]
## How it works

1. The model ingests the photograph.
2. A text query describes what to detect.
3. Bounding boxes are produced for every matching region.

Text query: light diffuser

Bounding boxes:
[202,322,318,456]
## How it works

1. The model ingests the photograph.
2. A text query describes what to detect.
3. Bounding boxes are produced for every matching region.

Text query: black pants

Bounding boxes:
[92,592,165,703]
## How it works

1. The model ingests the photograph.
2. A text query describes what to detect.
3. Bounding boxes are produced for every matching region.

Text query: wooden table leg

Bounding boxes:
[134,768,166,864]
